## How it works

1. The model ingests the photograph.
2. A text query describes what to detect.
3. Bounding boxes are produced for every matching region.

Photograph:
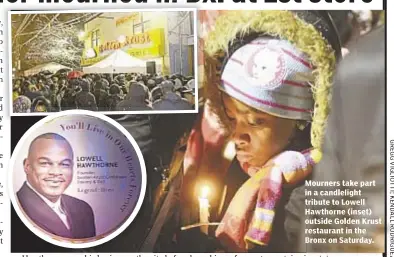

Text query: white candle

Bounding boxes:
[199,186,210,234]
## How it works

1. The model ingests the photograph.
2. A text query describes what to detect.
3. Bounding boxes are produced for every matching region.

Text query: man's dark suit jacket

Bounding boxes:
[17,182,96,239]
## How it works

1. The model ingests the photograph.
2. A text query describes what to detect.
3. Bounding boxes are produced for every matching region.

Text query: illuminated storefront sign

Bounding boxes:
[98,32,151,53]
[116,13,140,27]
[81,28,165,67]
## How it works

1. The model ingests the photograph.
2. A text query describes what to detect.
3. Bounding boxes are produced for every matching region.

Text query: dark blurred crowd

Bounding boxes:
[13,72,196,113]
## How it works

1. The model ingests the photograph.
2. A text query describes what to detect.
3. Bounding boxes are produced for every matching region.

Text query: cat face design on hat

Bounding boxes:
[245,44,286,89]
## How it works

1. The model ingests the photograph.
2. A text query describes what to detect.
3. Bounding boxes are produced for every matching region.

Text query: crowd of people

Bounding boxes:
[12,72,196,113]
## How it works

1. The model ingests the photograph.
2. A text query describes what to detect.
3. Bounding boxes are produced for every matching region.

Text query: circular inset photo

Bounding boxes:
[9,110,146,248]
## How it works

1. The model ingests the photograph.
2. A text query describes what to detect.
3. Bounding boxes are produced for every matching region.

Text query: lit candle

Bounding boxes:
[198,185,210,234]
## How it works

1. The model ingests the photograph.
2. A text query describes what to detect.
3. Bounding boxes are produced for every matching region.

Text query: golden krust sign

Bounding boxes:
[81,29,165,66]
[99,33,151,53]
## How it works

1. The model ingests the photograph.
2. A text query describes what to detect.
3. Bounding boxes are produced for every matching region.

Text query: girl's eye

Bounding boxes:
[248,118,265,126]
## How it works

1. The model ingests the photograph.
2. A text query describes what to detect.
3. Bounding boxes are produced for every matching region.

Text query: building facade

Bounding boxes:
[80,11,194,76]
[166,11,195,76]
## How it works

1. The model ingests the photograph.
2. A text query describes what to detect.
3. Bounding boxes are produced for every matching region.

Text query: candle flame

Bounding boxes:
[200,185,210,198]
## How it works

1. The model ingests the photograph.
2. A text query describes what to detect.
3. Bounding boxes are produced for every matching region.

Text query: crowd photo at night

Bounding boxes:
[11,11,197,113]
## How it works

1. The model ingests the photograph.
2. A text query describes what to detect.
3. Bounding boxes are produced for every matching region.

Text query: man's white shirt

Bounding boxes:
[26,181,70,230]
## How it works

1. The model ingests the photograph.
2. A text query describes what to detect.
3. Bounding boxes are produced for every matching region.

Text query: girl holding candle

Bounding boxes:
[173,10,343,253]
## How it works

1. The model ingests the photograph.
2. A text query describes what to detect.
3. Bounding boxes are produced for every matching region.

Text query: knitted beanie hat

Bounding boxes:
[220,37,314,121]
[204,10,342,163]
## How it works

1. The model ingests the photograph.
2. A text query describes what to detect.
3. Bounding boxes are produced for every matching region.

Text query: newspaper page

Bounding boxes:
[0,0,387,256]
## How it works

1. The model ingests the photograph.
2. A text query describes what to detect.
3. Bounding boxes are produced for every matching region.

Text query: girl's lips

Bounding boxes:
[236,152,253,162]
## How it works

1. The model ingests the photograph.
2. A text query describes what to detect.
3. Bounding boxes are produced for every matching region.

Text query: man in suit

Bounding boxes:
[17,133,96,239]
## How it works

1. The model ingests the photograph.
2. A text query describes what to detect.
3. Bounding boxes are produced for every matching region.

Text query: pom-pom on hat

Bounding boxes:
[204,10,342,163]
